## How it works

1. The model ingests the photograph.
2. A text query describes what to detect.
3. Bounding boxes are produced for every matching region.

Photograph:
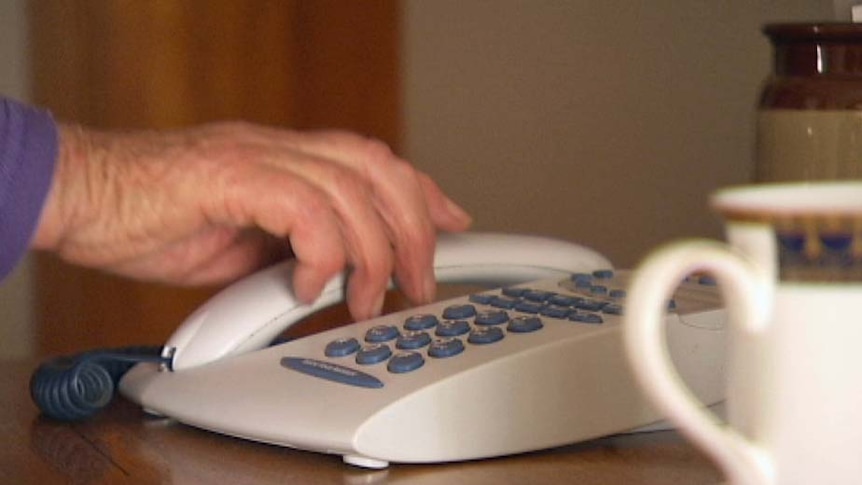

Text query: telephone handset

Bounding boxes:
[163,232,613,371]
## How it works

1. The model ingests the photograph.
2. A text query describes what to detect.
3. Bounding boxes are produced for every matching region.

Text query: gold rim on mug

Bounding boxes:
[710,182,862,281]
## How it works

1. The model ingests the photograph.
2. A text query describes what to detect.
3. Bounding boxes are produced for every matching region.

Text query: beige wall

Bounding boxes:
[0,1,841,358]
[0,0,34,358]
[404,0,833,267]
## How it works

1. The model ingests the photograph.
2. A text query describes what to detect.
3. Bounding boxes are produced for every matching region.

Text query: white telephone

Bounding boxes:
[114,232,726,469]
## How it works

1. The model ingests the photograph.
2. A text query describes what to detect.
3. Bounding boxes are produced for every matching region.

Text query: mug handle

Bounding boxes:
[623,240,773,485]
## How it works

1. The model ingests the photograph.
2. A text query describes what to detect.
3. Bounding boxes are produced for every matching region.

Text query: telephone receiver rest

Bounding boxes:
[165,232,613,371]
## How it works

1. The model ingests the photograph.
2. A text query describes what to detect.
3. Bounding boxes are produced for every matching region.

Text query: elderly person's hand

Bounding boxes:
[32,123,472,321]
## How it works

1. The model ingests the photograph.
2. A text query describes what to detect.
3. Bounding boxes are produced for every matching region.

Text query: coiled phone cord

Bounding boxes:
[30,346,170,422]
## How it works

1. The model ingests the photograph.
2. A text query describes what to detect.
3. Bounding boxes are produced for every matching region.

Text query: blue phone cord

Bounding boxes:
[30,346,170,422]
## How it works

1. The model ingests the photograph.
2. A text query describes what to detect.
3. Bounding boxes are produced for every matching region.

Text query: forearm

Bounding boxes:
[0,97,58,280]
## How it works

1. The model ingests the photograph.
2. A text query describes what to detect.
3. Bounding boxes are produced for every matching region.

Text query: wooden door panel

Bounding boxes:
[29,1,401,354]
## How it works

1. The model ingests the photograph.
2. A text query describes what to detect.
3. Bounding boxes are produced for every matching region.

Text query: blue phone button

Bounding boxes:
[356,344,393,365]
[602,303,624,315]
[428,338,465,358]
[403,314,439,331]
[523,289,553,302]
[548,294,579,307]
[571,273,593,287]
[474,309,510,326]
[570,312,603,324]
[593,269,615,279]
[507,316,544,333]
[539,305,570,319]
[387,352,425,374]
[468,293,494,305]
[396,331,432,350]
[435,320,471,337]
[365,325,400,343]
[514,300,543,314]
[280,357,384,389]
[468,326,505,345]
[442,304,477,320]
[489,296,519,309]
[324,337,361,357]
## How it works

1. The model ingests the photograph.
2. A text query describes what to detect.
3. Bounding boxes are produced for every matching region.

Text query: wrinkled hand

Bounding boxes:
[33,122,472,320]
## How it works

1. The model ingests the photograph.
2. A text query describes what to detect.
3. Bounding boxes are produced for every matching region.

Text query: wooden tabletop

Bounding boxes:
[2,359,723,484]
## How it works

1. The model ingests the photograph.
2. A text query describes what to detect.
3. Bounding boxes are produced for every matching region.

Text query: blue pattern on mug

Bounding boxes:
[777,231,807,267]
[776,226,860,281]
[821,233,855,268]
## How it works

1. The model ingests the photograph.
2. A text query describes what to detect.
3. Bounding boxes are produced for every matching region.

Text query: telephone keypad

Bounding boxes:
[319,279,626,377]
[313,270,649,381]
[284,270,723,396]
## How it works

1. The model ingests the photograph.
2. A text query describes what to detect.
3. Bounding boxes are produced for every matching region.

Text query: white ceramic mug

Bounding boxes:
[623,182,862,485]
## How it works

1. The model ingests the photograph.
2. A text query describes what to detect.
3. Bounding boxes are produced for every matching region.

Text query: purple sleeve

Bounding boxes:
[0,97,59,280]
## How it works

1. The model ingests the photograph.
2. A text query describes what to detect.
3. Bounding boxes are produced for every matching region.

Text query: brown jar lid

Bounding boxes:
[764,23,862,42]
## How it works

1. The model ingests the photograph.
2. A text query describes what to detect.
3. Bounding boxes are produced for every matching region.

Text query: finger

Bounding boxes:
[365,158,438,305]
[272,131,438,302]
[207,165,348,304]
[207,126,466,311]
[279,132,472,305]
[378,170,472,305]
[192,127,396,318]
[273,155,395,320]
[416,172,473,232]
[290,130,472,231]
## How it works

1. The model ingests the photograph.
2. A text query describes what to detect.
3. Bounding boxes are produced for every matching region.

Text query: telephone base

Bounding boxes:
[121,269,726,468]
